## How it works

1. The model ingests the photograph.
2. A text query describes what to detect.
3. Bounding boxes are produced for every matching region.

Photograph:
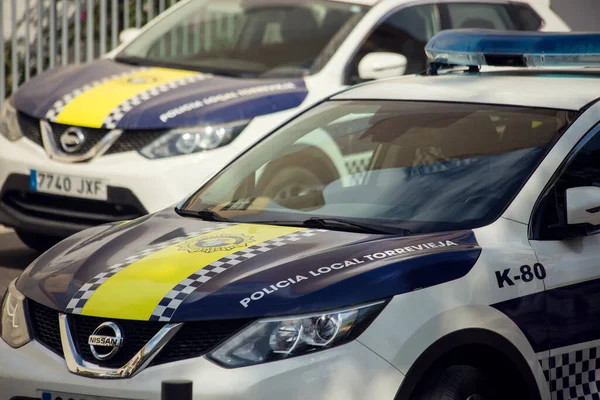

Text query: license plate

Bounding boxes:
[30,170,108,201]
[39,390,125,400]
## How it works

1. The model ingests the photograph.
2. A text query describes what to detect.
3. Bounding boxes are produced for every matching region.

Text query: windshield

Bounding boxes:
[182,100,574,234]
[116,0,369,77]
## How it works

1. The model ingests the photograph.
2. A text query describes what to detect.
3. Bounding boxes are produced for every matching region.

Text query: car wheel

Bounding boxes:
[15,230,60,253]
[417,365,500,400]
[260,166,325,209]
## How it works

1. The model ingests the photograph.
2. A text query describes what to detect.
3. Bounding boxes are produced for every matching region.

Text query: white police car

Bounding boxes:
[0,0,567,252]
[3,30,600,400]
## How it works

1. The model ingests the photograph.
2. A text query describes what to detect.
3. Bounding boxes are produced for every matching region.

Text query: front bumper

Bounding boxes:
[0,339,402,400]
[0,174,146,238]
[0,135,233,238]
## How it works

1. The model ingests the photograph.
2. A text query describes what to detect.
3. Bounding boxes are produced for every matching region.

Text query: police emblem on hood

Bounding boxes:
[178,233,255,253]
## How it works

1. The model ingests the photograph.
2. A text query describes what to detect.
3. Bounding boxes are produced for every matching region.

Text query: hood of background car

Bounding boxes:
[11,59,308,130]
[17,210,481,321]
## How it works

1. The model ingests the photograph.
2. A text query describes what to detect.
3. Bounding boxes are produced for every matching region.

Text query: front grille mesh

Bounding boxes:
[28,300,253,368]
[28,299,63,356]
[71,314,164,368]
[3,190,145,225]
[18,112,43,147]
[107,129,165,154]
[49,123,110,155]
[17,112,166,155]
[150,317,255,366]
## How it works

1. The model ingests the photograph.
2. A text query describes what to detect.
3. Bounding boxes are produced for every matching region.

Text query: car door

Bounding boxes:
[345,4,441,85]
[529,125,600,400]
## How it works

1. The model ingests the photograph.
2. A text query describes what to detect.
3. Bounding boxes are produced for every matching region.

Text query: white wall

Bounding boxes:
[551,0,600,31]
[2,1,28,42]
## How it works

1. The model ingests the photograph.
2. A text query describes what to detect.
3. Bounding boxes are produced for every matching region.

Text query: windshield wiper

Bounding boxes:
[301,217,411,235]
[176,209,409,235]
[176,208,232,223]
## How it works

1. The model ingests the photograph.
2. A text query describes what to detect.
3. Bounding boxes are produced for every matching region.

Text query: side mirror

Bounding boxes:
[358,52,408,81]
[119,28,141,45]
[566,186,600,225]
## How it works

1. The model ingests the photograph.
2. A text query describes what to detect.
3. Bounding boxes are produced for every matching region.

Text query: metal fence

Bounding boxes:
[1,0,183,106]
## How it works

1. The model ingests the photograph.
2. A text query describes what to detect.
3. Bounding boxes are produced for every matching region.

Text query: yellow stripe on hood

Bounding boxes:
[55,67,198,128]
[81,224,304,320]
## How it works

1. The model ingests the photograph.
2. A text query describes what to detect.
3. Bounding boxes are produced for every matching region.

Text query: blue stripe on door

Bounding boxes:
[493,277,600,353]
[544,278,600,350]
[492,290,548,353]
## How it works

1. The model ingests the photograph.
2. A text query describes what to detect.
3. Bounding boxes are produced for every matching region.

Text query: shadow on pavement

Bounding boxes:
[0,232,39,270]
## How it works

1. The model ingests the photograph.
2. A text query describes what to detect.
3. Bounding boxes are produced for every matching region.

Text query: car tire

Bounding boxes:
[15,230,60,253]
[259,166,325,209]
[417,365,501,400]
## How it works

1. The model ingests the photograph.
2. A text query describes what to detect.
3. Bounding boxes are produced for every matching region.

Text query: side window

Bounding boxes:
[347,5,439,84]
[559,138,600,189]
[443,3,516,30]
[508,4,544,31]
[535,129,600,240]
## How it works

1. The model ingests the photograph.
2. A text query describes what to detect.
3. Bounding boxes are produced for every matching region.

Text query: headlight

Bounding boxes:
[0,279,31,348]
[0,99,22,141]
[140,119,250,159]
[208,301,386,368]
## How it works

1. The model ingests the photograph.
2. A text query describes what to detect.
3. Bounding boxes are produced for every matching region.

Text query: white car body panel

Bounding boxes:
[359,217,550,398]
[0,340,402,399]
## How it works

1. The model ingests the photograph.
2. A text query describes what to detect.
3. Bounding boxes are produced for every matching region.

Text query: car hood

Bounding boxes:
[17,210,481,322]
[12,59,308,130]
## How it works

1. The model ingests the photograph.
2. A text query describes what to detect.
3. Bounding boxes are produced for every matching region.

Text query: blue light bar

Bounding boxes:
[425,30,600,70]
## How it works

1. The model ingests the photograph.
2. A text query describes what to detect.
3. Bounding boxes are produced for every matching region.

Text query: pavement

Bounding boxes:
[0,226,38,297]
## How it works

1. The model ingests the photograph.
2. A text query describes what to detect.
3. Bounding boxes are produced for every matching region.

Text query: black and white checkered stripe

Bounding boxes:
[345,157,370,176]
[541,346,600,400]
[344,152,372,185]
[102,73,212,129]
[64,224,230,314]
[44,68,147,122]
[149,229,326,322]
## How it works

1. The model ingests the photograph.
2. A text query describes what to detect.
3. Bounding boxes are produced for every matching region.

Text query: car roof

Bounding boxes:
[331,0,547,6]
[330,0,380,5]
[332,69,600,111]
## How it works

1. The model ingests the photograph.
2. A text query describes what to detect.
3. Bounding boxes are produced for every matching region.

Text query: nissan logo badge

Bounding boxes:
[88,321,124,360]
[59,127,86,153]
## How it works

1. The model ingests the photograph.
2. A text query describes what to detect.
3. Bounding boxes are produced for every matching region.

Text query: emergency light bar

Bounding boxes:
[425,30,600,73]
